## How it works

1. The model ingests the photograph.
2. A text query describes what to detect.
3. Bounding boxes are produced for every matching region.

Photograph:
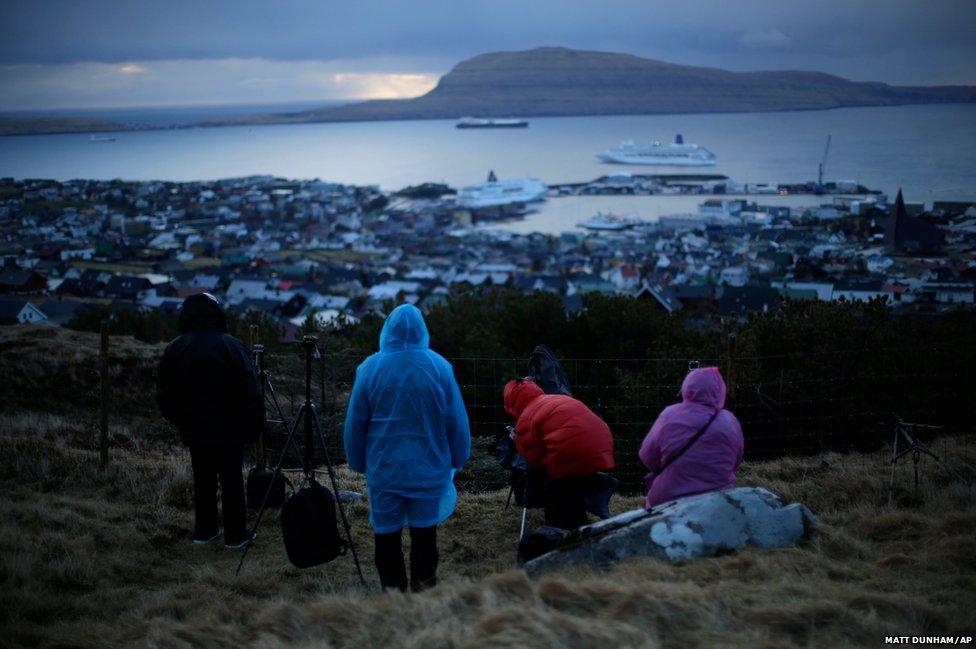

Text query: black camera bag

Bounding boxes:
[281,482,346,568]
[517,525,570,565]
[246,467,288,511]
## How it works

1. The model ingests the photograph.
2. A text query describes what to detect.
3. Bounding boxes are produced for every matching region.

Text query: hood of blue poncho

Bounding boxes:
[379,304,430,351]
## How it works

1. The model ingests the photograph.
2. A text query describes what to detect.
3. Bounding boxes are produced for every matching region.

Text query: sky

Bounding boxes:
[1,0,975,111]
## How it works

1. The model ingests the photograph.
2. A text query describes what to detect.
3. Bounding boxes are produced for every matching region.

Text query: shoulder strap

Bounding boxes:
[656,409,721,476]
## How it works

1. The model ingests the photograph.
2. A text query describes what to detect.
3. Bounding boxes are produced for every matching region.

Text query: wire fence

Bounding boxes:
[255,341,975,493]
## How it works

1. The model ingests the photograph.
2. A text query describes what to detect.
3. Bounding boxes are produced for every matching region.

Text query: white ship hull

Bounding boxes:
[456,177,548,209]
[456,117,529,129]
[597,135,716,166]
[597,152,716,166]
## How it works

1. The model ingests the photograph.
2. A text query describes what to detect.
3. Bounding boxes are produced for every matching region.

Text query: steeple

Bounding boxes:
[884,189,907,252]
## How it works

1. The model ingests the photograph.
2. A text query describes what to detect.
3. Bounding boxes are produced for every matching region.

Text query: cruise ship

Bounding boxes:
[456,117,529,129]
[597,134,716,166]
[456,171,547,209]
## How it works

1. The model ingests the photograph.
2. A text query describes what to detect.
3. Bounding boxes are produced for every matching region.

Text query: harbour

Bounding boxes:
[1,104,974,206]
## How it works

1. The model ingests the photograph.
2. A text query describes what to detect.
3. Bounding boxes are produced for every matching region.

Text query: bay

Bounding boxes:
[1,103,974,233]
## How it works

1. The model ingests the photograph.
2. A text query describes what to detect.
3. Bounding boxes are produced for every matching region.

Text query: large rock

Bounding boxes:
[523,487,818,575]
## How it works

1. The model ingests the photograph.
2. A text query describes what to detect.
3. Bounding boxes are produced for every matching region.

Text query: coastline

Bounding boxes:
[3,98,976,138]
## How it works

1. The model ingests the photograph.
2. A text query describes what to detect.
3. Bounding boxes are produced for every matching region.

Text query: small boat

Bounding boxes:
[456,117,529,129]
[578,212,640,231]
[89,134,117,142]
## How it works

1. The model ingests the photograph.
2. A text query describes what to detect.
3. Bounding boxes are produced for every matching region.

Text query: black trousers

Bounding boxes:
[374,526,438,592]
[189,444,246,544]
[543,476,590,530]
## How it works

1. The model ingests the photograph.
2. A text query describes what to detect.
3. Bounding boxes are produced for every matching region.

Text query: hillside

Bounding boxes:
[1,324,975,647]
[3,412,974,647]
[209,47,976,126]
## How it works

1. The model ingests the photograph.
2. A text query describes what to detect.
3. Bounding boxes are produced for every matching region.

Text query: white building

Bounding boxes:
[720,266,750,287]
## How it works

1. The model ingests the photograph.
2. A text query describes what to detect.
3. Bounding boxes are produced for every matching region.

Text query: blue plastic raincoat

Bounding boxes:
[343,304,471,532]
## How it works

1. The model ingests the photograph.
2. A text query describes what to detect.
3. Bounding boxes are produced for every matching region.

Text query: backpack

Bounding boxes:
[281,483,346,568]
[526,345,573,396]
[246,467,290,511]
[517,525,570,564]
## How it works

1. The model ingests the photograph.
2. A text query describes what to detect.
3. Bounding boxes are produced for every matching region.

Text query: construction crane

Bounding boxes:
[817,134,832,191]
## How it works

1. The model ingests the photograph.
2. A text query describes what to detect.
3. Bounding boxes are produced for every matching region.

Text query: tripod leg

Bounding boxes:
[236,404,307,576]
[910,441,965,485]
[311,407,367,586]
[266,378,312,479]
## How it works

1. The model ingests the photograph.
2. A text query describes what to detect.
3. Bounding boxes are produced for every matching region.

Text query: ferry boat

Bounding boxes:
[456,171,547,209]
[456,117,529,129]
[597,134,715,166]
[89,134,117,142]
[578,212,640,231]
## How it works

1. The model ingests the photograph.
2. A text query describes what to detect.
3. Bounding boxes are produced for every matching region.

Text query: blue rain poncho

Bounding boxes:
[343,304,471,531]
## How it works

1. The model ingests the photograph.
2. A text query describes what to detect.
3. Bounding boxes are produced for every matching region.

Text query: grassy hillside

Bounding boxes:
[1,324,974,646]
[2,409,974,647]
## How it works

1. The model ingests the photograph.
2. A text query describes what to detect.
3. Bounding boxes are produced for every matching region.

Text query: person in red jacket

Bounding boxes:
[503,378,615,530]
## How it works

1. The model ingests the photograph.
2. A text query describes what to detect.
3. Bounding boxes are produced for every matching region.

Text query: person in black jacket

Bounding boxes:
[157,293,264,548]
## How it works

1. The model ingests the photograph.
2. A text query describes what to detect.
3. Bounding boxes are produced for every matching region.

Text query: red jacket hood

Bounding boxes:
[681,367,726,410]
[504,378,545,418]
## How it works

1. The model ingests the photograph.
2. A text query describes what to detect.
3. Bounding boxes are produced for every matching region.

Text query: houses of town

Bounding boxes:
[1,175,974,337]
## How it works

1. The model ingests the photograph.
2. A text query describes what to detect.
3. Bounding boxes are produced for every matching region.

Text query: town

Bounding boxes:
[1,174,975,337]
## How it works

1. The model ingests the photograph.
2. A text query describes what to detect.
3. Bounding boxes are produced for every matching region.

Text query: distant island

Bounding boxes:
[5,47,976,136]
[0,116,128,137]
[226,47,976,125]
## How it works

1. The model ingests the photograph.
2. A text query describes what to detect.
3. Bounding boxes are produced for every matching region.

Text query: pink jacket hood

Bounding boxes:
[638,366,743,509]
[681,367,726,411]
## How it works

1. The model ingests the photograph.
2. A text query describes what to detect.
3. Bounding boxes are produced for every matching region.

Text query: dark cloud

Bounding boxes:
[1,0,975,85]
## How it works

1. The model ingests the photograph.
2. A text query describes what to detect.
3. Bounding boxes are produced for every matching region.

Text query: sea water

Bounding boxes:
[1,103,973,234]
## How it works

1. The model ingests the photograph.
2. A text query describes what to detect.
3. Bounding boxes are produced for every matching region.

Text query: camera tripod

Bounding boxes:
[885,416,958,507]
[236,335,366,584]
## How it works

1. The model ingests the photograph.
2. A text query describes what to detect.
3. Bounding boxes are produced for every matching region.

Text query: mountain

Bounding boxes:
[211,46,976,126]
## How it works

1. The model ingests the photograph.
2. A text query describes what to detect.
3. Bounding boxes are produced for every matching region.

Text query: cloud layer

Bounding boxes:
[1,0,974,110]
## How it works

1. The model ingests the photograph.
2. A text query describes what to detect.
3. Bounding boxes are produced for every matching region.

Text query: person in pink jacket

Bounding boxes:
[638,366,744,509]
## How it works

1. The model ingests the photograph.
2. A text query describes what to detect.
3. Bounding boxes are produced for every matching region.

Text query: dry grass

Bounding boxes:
[0,325,164,416]
[1,410,975,648]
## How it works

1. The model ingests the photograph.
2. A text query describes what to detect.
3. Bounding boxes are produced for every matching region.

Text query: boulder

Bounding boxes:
[336,490,364,504]
[523,487,818,575]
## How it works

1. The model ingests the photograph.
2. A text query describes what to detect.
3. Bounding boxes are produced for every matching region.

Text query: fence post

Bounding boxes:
[726,333,737,404]
[99,321,110,468]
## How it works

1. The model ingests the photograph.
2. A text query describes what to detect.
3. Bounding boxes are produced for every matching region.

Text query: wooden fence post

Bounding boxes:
[99,321,110,468]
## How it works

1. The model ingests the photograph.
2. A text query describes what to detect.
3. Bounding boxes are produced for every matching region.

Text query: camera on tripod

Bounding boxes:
[237,334,365,584]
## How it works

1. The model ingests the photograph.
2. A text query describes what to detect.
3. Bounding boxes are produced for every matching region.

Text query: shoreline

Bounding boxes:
[4,99,976,138]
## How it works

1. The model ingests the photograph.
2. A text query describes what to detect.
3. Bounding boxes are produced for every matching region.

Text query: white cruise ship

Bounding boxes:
[456,171,547,209]
[597,134,716,166]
